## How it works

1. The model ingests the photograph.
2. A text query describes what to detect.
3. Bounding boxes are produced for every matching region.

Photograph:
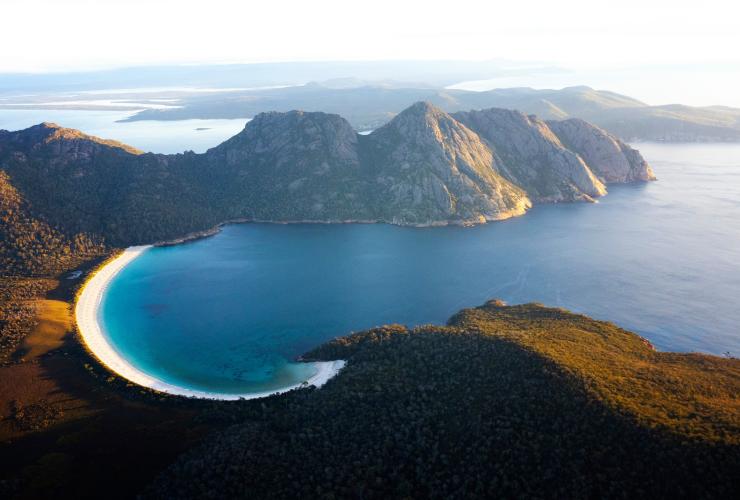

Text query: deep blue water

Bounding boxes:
[101,143,740,395]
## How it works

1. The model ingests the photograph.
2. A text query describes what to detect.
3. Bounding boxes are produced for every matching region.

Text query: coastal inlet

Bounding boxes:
[78,142,740,397]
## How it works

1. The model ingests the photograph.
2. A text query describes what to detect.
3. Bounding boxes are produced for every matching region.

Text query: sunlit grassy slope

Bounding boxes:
[448,301,740,444]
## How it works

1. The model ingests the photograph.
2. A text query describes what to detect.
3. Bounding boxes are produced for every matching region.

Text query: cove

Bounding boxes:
[99,143,740,396]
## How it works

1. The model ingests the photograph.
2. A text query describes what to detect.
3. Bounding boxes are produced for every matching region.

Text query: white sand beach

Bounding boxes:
[74,246,346,400]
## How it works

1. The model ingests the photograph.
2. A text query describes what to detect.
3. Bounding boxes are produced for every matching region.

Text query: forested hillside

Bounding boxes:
[0,171,105,276]
[149,302,739,498]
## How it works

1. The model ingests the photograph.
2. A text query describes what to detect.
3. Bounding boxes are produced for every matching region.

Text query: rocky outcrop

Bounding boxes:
[546,118,656,182]
[208,111,360,171]
[362,102,530,224]
[205,110,372,221]
[452,108,607,203]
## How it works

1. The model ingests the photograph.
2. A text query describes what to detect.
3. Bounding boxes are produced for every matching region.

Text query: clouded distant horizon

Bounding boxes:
[4,0,740,106]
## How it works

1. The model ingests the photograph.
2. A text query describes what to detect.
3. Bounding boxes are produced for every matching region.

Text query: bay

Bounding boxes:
[101,142,740,394]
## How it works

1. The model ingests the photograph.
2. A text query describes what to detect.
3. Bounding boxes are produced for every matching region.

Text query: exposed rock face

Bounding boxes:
[204,103,532,225]
[547,118,656,182]
[206,111,372,221]
[209,111,360,170]
[0,102,655,251]
[452,108,607,202]
[363,102,530,224]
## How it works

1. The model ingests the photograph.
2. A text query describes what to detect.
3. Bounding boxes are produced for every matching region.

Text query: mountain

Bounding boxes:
[0,123,226,250]
[119,83,740,142]
[0,103,654,275]
[361,102,530,224]
[205,109,373,222]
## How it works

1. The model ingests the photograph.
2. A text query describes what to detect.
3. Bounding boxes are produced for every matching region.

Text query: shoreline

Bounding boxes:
[74,245,345,400]
[153,211,531,248]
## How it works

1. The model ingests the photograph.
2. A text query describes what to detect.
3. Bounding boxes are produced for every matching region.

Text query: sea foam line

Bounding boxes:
[74,245,345,400]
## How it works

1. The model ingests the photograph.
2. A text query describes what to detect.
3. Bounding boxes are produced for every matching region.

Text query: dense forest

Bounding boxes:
[149,302,739,499]
[0,172,106,277]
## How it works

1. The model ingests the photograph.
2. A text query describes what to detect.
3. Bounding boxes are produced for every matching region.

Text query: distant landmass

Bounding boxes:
[0,60,563,93]
[1,102,653,275]
[121,83,740,142]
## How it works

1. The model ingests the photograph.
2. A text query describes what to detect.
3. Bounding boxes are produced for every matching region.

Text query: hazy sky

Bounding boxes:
[4,0,740,105]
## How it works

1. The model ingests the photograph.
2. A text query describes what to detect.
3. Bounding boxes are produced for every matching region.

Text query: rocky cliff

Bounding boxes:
[546,118,656,182]
[0,103,655,272]
[452,108,607,202]
[362,102,530,224]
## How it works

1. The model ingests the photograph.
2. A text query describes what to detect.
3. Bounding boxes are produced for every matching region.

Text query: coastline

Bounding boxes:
[153,210,532,248]
[74,245,345,400]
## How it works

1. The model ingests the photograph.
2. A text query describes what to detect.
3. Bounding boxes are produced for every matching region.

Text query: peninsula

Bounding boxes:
[0,101,653,277]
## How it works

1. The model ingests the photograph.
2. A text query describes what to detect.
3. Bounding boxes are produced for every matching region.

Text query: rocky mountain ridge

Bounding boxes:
[0,103,654,274]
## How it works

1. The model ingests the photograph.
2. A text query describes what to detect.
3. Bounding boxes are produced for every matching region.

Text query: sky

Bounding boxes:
[3,0,740,105]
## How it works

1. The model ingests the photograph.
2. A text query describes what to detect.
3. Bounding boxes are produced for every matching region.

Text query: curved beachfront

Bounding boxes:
[74,246,345,400]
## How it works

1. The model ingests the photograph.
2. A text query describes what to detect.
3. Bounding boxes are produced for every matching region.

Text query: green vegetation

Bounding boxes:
[149,302,739,499]
[0,172,106,276]
[449,302,739,444]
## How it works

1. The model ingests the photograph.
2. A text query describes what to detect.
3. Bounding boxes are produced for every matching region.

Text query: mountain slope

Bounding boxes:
[546,118,657,182]
[0,171,105,276]
[453,108,607,202]
[0,123,226,247]
[205,110,373,221]
[362,102,531,223]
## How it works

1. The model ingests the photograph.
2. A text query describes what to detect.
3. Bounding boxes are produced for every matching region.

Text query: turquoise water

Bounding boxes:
[100,142,740,395]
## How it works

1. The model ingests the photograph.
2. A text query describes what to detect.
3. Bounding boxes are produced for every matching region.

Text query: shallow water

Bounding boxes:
[100,142,740,395]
